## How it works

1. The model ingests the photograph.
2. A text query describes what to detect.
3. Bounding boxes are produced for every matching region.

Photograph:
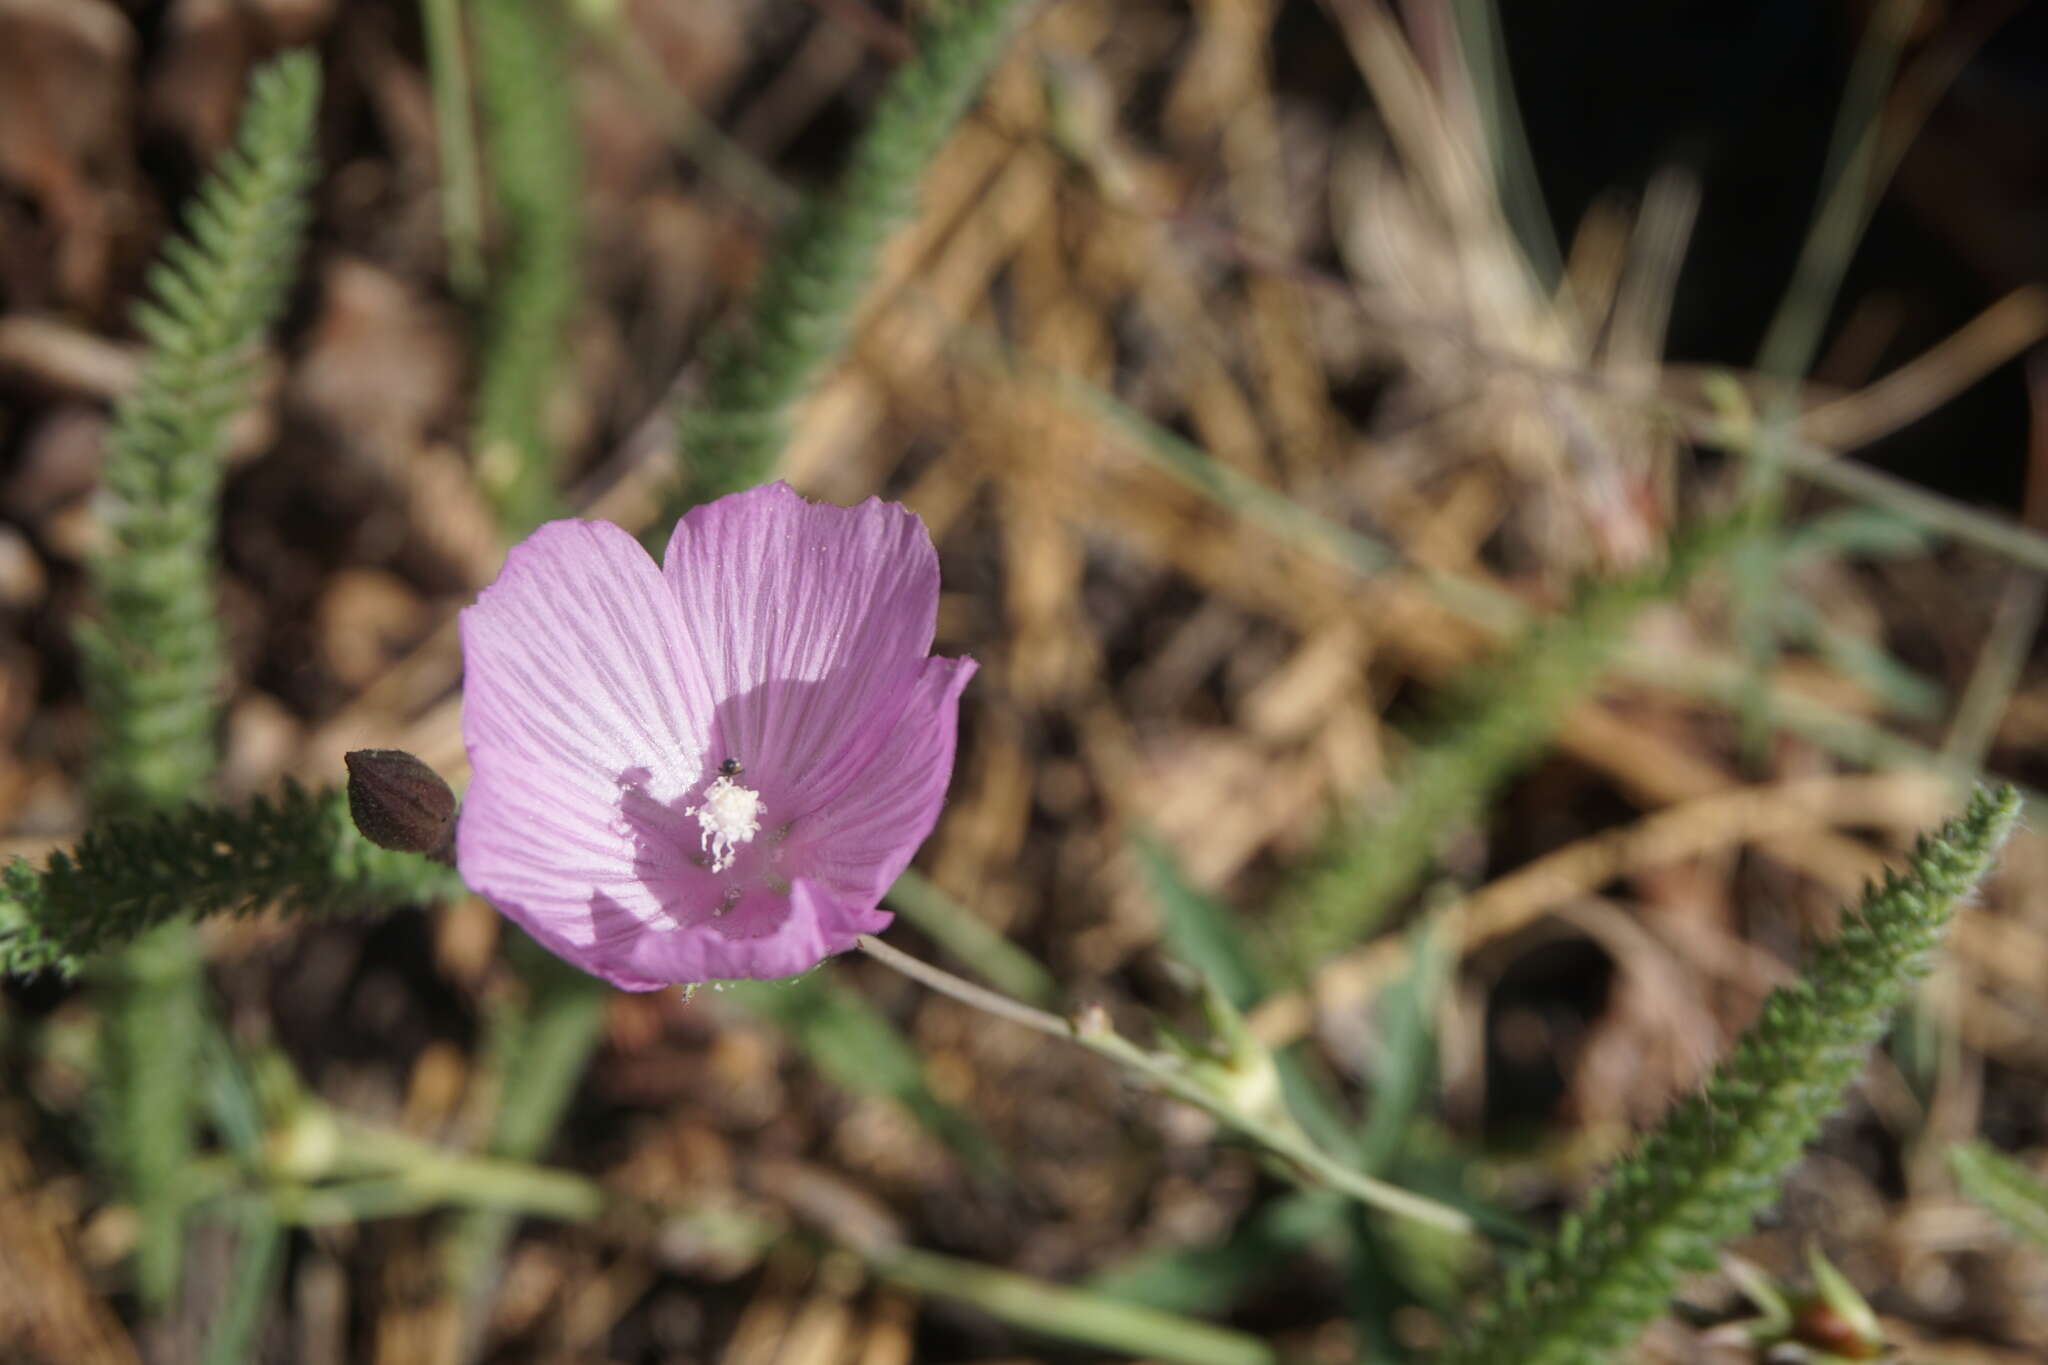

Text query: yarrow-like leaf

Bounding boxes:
[81,51,320,815]
[457,482,976,987]
[0,784,464,979]
[1440,784,2020,1365]
[669,0,1032,507]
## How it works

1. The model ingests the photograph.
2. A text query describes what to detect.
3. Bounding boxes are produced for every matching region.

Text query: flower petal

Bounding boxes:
[581,877,887,988]
[661,482,938,788]
[791,654,978,904]
[458,520,716,959]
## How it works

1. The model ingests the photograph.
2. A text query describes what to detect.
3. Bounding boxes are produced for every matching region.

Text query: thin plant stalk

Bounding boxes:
[885,868,1060,1005]
[576,6,797,223]
[853,934,1473,1236]
[1940,571,2046,774]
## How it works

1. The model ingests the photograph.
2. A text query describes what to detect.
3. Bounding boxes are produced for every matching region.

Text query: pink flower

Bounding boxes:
[456,483,975,988]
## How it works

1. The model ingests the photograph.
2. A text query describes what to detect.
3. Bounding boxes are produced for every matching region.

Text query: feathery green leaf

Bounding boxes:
[79,51,320,814]
[71,50,321,1309]
[666,0,1033,512]
[1440,786,2019,1365]
[0,784,465,980]
[1276,511,1747,970]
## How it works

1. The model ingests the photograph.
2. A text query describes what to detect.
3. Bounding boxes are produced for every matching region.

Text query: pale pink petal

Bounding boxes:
[584,877,888,988]
[661,482,937,791]
[457,521,714,951]
[456,778,681,989]
[790,655,978,905]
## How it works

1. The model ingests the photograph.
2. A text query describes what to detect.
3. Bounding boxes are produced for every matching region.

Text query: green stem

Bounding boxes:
[885,868,1060,1005]
[339,1122,609,1221]
[854,934,1473,1235]
[1,784,465,978]
[1750,425,2048,575]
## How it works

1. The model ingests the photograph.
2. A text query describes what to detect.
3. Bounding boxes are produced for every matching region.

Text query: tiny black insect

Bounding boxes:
[718,757,744,778]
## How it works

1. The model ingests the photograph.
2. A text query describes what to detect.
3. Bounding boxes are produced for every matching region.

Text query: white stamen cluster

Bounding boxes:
[687,775,763,874]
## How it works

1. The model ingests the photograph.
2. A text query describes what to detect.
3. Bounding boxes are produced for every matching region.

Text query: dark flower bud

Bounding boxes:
[345,749,457,861]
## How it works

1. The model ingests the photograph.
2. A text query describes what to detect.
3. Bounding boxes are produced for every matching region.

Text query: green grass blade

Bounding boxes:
[198,1207,286,1365]
[1950,1141,2048,1254]
[877,1244,1277,1365]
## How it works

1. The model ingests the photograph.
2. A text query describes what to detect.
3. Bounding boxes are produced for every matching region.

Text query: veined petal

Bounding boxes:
[458,520,715,953]
[463,520,715,792]
[792,654,978,904]
[455,773,684,987]
[583,877,889,989]
[661,482,938,789]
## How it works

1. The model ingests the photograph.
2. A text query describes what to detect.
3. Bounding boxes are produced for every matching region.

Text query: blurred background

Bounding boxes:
[3,0,2048,1360]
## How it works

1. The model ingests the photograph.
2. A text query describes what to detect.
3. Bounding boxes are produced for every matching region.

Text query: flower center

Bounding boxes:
[686,774,763,874]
